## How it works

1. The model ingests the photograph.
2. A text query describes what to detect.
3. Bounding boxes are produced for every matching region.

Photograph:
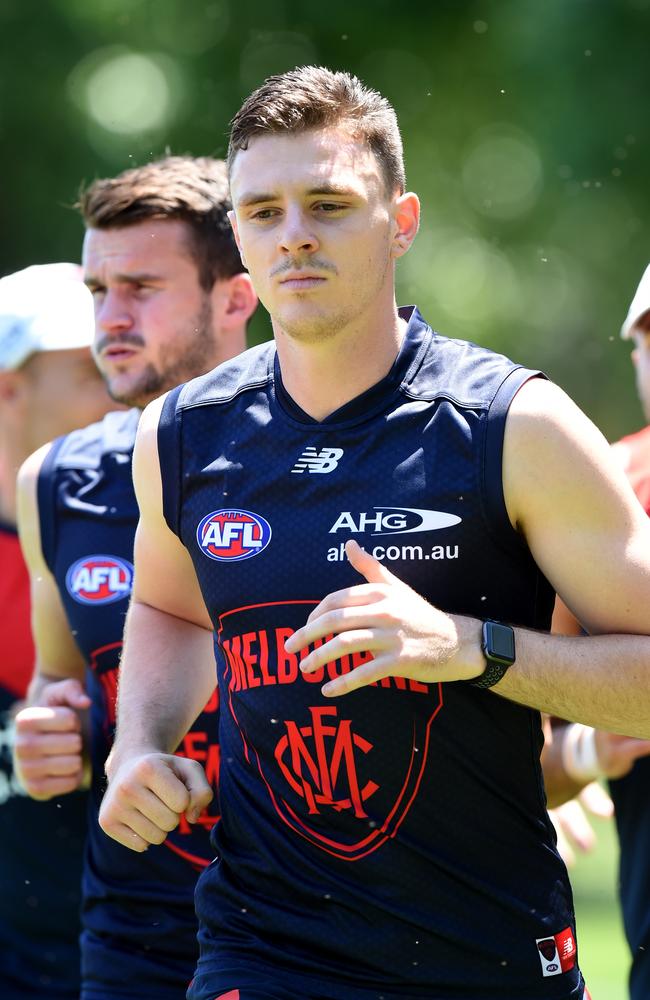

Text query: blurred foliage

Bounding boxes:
[1,0,649,438]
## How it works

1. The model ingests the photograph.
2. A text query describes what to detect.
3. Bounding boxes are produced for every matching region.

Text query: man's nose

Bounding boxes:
[95,289,134,333]
[278,206,319,256]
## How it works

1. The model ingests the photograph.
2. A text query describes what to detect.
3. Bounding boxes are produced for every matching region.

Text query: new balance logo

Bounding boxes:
[291,447,344,474]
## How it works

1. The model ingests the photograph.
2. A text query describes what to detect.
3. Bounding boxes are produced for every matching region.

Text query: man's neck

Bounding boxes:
[0,426,28,525]
[274,304,407,422]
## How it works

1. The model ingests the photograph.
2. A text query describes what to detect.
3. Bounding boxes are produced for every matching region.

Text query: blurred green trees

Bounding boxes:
[1,0,648,438]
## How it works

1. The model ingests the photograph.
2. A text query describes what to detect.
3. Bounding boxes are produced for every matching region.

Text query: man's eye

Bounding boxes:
[316,202,343,212]
[251,209,278,221]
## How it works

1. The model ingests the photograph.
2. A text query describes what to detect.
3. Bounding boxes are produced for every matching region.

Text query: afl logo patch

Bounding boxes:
[66,555,134,605]
[197,509,272,562]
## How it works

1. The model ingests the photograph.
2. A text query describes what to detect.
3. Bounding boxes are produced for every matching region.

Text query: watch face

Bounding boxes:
[485,621,515,662]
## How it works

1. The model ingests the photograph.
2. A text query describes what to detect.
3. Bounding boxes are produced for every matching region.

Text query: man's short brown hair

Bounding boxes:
[228,66,405,196]
[77,156,243,291]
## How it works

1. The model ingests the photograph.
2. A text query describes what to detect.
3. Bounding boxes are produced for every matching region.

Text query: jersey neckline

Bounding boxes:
[272,305,431,428]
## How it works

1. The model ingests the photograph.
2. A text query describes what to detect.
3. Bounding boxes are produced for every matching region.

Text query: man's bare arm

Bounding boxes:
[495,377,650,731]
[98,395,216,851]
[289,379,650,736]
[13,444,90,798]
[17,444,87,692]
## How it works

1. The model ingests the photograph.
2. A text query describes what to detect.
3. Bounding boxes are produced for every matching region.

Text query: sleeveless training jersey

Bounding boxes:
[0,523,86,1000]
[38,408,221,1000]
[159,307,584,999]
[609,425,650,1000]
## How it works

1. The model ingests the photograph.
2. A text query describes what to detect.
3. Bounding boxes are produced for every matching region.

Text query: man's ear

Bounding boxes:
[390,192,420,259]
[0,369,23,404]
[228,209,247,269]
[212,272,258,330]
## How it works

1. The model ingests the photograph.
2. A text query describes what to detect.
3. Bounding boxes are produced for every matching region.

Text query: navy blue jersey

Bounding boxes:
[0,523,86,999]
[610,763,650,1000]
[159,307,584,999]
[607,426,650,1000]
[38,408,221,999]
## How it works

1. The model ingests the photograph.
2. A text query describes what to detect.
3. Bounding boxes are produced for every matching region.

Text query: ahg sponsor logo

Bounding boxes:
[65,555,133,605]
[326,542,459,563]
[329,507,461,535]
[197,509,272,562]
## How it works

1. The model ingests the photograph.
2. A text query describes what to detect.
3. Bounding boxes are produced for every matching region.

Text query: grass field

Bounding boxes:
[570,814,630,999]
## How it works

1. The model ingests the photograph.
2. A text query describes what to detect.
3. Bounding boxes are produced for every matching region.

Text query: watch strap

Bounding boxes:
[471,619,515,689]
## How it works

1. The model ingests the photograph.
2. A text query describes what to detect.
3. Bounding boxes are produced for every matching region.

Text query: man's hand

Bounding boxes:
[549,783,614,867]
[99,752,213,852]
[594,730,650,779]
[14,678,91,799]
[285,540,483,697]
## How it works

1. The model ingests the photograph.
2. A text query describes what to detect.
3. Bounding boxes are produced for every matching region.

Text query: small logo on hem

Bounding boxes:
[536,927,576,977]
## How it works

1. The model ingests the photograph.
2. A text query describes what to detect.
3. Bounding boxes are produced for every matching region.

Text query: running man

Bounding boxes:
[14,158,257,1000]
[100,69,650,999]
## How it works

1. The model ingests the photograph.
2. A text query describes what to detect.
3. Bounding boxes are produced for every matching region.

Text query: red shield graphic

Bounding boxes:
[537,939,557,962]
[218,600,443,861]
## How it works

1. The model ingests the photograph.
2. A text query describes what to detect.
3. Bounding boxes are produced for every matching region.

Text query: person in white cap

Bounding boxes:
[0,262,116,1000]
[544,263,650,1000]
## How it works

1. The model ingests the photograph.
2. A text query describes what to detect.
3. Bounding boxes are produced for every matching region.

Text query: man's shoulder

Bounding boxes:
[409,313,537,408]
[49,408,140,472]
[177,340,275,411]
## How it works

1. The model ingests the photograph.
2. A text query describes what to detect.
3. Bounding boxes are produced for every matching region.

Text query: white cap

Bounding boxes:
[621,264,650,339]
[0,263,95,371]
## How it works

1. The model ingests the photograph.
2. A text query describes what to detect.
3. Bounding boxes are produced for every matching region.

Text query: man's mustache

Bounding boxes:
[94,333,145,355]
[270,257,337,278]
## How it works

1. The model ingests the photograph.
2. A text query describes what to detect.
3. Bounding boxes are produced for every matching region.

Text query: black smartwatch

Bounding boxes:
[471,619,516,689]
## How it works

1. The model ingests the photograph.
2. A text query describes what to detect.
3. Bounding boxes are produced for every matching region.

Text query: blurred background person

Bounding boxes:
[544,263,650,1000]
[0,262,118,999]
[13,157,258,1000]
